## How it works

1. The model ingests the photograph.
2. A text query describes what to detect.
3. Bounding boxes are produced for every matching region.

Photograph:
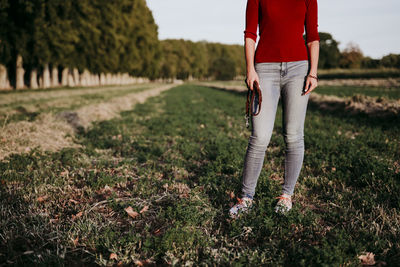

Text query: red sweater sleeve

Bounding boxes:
[244,0,259,42]
[305,0,320,43]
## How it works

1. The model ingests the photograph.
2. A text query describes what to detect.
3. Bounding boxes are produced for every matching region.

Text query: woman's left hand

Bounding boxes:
[303,75,318,95]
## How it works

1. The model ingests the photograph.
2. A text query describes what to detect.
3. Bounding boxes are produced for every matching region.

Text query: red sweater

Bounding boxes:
[244,0,320,63]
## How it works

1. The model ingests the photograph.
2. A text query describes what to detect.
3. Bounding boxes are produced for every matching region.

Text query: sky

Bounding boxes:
[146,0,400,59]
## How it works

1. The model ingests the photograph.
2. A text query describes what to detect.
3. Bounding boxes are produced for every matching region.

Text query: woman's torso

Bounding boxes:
[255,0,311,63]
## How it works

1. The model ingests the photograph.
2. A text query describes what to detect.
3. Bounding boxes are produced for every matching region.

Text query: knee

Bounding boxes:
[248,134,270,151]
[283,132,304,149]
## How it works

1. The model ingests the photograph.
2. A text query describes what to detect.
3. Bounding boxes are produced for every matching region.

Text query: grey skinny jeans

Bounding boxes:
[241,60,311,199]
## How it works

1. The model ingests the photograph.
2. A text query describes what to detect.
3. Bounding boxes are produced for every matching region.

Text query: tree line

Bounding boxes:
[318,32,400,69]
[0,0,159,90]
[1,1,399,90]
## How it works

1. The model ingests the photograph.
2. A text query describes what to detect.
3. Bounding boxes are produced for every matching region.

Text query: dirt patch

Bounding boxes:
[73,84,174,129]
[309,93,400,117]
[198,82,400,118]
[0,85,175,161]
[0,112,81,159]
[318,78,400,87]
[0,84,159,121]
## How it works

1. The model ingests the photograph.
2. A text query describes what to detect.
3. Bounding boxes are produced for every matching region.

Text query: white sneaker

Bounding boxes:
[274,194,292,214]
[229,196,253,219]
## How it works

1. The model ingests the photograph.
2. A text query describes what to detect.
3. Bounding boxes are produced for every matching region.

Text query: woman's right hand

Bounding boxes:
[246,68,260,91]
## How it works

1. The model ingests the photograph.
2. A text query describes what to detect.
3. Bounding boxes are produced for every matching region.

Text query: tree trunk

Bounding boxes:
[95,74,100,86]
[100,73,106,85]
[67,70,75,87]
[42,64,51,88]
[0,64,11,90]
[106,73,112,85]
[72,68,80,86]
[16,54,25,90]
[51,66,59,87]
[30,69,38,89]
[61,67,68,86]
[80,69,87,86]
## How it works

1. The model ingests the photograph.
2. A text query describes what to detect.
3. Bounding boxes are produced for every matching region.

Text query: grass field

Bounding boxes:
[200,80,400,99]
[0,83,160,126]
[1,84,399,265]
[309,85,400,99]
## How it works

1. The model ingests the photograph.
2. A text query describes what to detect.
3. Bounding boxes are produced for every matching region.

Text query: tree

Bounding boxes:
[208,46,236,80]
[381,54,400,68]
[317,32,341,69]
[361,57,381,69]
[339,42,364,69]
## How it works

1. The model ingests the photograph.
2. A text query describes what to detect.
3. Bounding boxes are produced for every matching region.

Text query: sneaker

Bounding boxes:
[229,195,253,219]
[274,194,292,214]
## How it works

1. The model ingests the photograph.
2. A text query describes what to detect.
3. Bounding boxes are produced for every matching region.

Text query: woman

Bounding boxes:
[229,0,320,217]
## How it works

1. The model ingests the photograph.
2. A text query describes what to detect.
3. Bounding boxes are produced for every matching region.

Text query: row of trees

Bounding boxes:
[318,32,400,69]
[159,34,400,81]
[0,0,159,90]
[158,40,245,81]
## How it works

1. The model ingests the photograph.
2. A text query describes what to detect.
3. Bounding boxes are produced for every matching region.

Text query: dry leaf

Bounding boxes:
[73,236,79,246]
[37,196,48,203]
[135,259,152,266]
[179,193,189,199]
[153,229,161,236]
[135,260,144,266]
[69,199,79,205]
[229,191,235,199]
[140,205,149,214]
[109,253,118,260]
[60,170,69,176]
[358,252,376,265]
[49,218,59,224]
[125,206,139,219]
[72,211,83,221]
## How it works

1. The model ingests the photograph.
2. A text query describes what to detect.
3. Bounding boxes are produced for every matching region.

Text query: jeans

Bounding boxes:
[241,60,311,199]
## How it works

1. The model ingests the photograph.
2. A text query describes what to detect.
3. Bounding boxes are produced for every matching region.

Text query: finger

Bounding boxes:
[246,79,252,90]
[304,80,312,95]
[249,80,254,90]
[305,79,311,91]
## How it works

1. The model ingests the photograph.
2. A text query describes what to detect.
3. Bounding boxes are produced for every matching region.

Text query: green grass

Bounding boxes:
[315,85,400,99]
[0,84,399,265]
[318,68,400,79]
